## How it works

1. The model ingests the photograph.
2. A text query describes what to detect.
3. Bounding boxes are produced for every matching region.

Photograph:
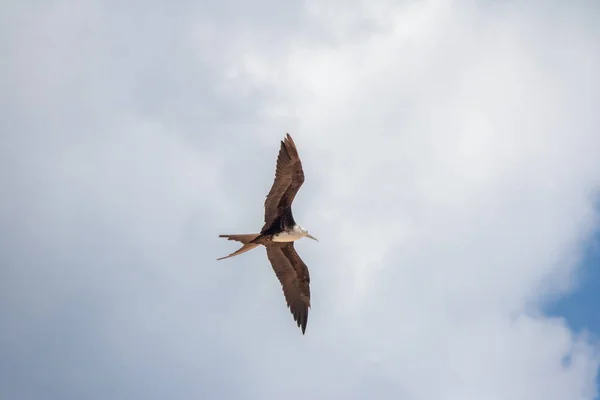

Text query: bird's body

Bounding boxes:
[217,133,317,334]
[272,226,307,242]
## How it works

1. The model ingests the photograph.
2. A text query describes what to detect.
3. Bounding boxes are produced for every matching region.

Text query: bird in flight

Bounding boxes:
[217,133,318,334]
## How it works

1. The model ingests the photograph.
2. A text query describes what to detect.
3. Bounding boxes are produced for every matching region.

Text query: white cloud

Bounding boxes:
[1,0,599,399]
[212,0,600,398]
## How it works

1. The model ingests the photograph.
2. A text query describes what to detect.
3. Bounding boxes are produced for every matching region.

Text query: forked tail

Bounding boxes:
[217,233,261,260]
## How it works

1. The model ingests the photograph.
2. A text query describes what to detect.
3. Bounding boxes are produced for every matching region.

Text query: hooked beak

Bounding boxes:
[306,233,319,242]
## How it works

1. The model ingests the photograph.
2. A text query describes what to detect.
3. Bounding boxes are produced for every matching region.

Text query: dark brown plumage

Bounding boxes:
[261,133,305,234]
[266,243,311,333]
[217,133,316,335]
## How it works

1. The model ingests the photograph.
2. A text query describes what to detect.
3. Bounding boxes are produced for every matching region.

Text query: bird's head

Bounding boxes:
[296,225,319,242]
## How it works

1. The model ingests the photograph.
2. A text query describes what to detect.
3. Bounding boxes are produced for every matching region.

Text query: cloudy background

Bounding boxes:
[2,0,600,399]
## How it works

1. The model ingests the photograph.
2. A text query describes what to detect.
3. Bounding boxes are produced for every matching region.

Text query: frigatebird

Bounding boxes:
[217,133,318,334]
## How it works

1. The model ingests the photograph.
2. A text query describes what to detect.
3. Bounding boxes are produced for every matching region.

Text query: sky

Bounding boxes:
[549,232,600,336]
[1,0,600,399]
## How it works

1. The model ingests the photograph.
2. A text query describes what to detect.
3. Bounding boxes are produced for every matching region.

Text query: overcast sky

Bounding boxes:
[2,0,600,399]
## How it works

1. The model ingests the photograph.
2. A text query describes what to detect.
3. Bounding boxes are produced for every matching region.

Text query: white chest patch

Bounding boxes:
[272,231,303,242]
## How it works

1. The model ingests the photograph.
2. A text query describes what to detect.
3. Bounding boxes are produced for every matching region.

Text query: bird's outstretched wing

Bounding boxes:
[265,242,311,334]
[261,133,305,233]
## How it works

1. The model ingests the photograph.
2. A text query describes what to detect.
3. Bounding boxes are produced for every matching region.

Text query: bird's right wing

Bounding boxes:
[265,242,311,334]
[261,134,305,232]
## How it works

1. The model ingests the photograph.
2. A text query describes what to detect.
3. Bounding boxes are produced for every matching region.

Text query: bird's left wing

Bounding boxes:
[265,242,311,334]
